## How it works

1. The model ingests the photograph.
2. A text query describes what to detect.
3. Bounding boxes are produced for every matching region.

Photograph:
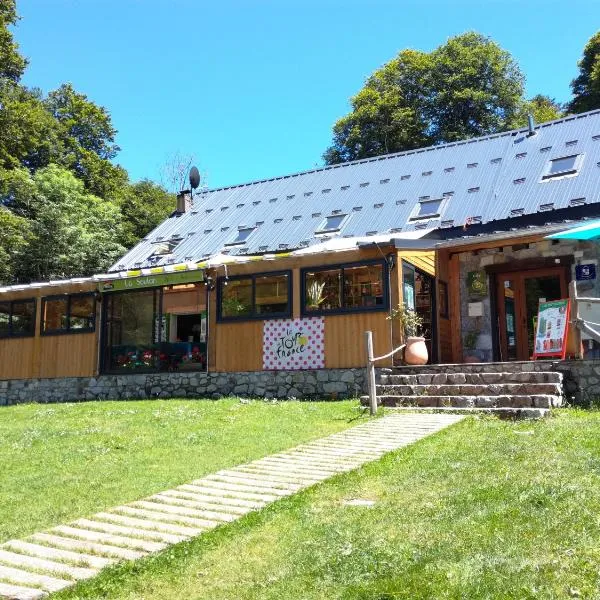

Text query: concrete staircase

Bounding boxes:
[361,362,564,418]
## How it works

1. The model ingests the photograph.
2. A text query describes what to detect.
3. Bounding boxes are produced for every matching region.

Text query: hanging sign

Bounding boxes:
[99,269,204,292]
[532,299,570,360]
[467,270,487,297]
[263,317,324,370]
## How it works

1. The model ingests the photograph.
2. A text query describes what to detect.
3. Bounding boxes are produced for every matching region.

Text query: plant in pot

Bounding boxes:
[388,304,428,365]
[306,280,326,311]
[463,329,481,363]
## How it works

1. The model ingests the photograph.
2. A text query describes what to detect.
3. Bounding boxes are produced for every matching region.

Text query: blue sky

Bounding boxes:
[13,0,600,190]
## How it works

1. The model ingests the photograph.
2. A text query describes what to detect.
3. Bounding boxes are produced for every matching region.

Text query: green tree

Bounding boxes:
[324,32,525,163]
[0,206,31,285]
[0,0,27,83]
[120,180,175,248]
[568,31,600,113]
[514,95,563,127]
[2,165,125,282]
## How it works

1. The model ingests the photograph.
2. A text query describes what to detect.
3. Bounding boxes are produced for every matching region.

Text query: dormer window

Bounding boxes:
[542,154,583,180]
[409,198,445,221]
[225,226,256,246]
[316,214,348,234]
[151,238,181,256]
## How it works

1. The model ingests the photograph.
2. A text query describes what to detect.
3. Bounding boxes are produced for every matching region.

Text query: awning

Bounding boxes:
[546,220,600,240]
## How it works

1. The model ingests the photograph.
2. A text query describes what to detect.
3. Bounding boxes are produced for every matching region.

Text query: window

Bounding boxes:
[0,299,36,338]
[410,198,444,221]
[302,260,387,315]
[542,154,583,180]
[226,227,256,246]
[316,214,348,234]
[218,271,291,321]
[151,239,181,256]
[41,294,96,335]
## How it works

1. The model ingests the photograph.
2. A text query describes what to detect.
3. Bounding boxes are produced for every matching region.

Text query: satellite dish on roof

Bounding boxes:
[189,166,200,190]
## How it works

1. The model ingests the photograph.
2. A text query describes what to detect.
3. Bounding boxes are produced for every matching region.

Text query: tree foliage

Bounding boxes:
[0,0,26,83]
[0,1,177,285]
[324,32,526,163]
[568,31,600,113]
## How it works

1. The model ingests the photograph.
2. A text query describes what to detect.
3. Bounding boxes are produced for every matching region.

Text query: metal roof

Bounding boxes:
[111,110,600,273]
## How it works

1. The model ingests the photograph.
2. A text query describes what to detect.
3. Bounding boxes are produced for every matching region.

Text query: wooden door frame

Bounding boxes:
[494,266,569,361]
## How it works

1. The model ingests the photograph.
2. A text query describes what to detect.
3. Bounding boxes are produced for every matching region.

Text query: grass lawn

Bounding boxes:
[0,398,360,543]
[51,409,600,600]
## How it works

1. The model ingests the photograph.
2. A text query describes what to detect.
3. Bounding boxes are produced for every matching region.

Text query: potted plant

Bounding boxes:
[463,329,481,363]
[388,304,428,365]
[306,280,326,311]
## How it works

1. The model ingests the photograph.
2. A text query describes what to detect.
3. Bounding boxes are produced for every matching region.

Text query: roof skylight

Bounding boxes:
[542,154,583,180]
[225,226,256,246]
[316,214,348,234]
[409,198,446,221]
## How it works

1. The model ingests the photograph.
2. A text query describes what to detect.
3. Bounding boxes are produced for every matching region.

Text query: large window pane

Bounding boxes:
[0,303,10,336]
[255,274,288,315]
[220,278,252,318]
[343,264,384,309]
[305,269,342,312]
[70,296,95,331]
[107,290,157,370]
[43,298,68,332]
[11,301,35,335]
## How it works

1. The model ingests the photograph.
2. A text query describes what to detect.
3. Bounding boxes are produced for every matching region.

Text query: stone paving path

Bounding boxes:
[0,413,463,599]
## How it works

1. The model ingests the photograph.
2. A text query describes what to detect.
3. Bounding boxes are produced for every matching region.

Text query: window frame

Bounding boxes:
[300,259,389,317]
[0,298,37,339]
[41,293,97,336]
[408,197,447,222]
[541,154,584,181]
[217,270,292,322]
[315,214,349,235]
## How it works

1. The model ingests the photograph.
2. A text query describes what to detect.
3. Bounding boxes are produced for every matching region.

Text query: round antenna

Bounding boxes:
[189,166,200,190]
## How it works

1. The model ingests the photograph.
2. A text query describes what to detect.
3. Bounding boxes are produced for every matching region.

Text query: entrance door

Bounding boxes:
[497,267,568,361]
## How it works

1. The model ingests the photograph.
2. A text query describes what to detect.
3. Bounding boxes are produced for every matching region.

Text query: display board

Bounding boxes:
[532,299,570,360]
[263,317,324,370]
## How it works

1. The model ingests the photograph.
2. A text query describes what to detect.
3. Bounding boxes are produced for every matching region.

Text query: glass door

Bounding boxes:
[496,267,568,362]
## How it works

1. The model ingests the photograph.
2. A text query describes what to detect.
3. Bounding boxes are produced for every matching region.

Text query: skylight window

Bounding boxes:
[316,214,348,234]
[409,198,445,221]
[151,239,181,256]
[225,227,256,246]
[542,154,583,180]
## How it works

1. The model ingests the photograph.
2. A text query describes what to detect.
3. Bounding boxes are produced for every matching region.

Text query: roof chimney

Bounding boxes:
[176,190,193,213]
[527,114,536,137]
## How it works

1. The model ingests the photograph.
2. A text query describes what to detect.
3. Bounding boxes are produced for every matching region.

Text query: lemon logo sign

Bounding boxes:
[276,328,308,359]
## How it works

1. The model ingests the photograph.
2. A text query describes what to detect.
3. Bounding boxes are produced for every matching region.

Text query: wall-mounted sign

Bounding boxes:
[532,299,570,360]
[263,317,324,370]
[99,269,204,292]
[576,264,596,281]
[468,301,484,317]
[467,270,487,297]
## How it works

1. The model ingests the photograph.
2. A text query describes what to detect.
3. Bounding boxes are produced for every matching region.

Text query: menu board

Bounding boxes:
[532,299,570,360]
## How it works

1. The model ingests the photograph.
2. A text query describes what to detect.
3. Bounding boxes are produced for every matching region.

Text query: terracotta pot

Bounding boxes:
[404,336,428,365]
[463,354,481,363]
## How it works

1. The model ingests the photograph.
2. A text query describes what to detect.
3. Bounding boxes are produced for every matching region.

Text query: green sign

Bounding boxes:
[533,299,570,359]
[99,269,204,292]
[467,270,487,297]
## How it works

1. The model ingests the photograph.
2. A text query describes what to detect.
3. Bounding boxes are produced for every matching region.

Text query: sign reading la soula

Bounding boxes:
[263,317,325,370]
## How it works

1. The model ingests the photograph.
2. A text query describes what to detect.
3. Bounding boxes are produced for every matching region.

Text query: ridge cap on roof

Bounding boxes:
[200,108,600,195]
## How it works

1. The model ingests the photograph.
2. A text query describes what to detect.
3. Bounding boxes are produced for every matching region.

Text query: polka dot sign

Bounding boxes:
[263,317,325,370]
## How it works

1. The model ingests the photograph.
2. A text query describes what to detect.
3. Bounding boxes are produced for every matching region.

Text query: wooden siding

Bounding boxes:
[436,249,453,363]
[325,312,392,369]
[214,321,263,372]
[0,281,100,381]
[448,253,462,363]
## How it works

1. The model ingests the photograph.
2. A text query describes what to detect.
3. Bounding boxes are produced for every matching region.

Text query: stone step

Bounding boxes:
[2,540,114,570]
[388,406,550,419]
[149,493,252,515]
[0,563,70,593]
[361,395,562,409]
[92,513,202,538]
[70,519,186,545]
[376,383,562,396]
[49,526,165,553]
[0,548,97,581]
[28,533,144,561]
[130,500,236,524]
[381,360,559,375]
[162,488,266,509]
[0,581,45,600]
[112,505,220,530]
[378,371,562,385]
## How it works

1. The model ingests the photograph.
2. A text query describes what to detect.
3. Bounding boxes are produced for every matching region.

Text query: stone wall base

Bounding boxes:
[0,369,367,406]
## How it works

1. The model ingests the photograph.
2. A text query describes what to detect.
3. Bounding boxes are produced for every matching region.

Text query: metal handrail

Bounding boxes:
[569,281,600,346]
